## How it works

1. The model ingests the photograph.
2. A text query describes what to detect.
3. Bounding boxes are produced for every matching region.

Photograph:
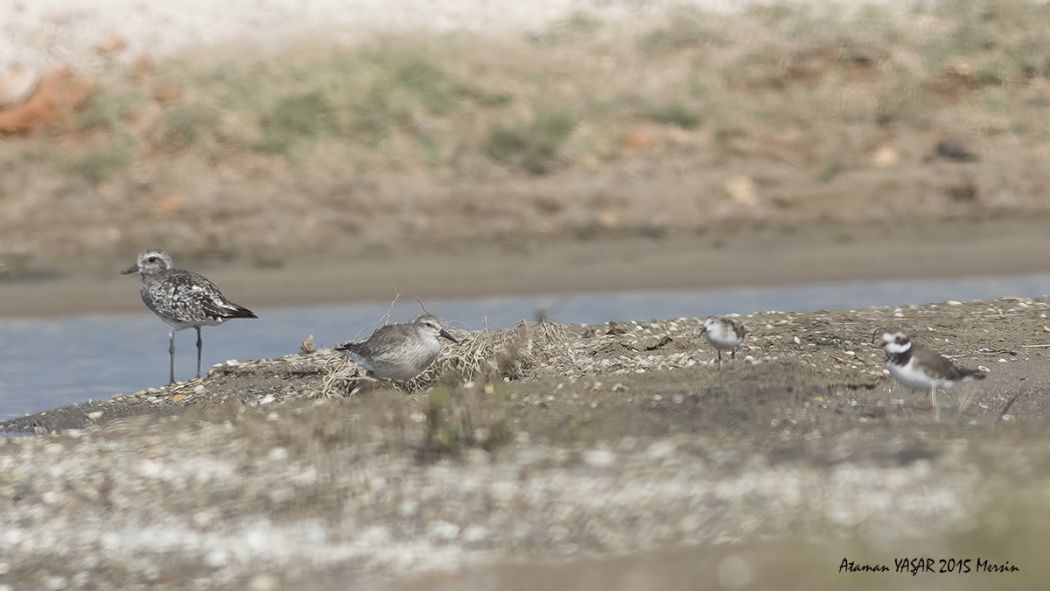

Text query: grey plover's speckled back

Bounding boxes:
[335,313,458,381]
[121,249,257,385]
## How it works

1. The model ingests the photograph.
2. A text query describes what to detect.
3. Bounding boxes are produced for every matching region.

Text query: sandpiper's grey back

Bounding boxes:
[336,313,458,381]
[122,249,257,384]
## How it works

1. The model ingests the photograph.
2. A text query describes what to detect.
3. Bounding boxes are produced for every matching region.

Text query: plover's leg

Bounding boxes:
[931,384,940,423]
[717,350,722,369]
[168,331,176,385]
[195,327,203,379]
[731,349,736,361]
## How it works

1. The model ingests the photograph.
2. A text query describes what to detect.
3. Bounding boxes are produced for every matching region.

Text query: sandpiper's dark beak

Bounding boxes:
[439,328,459,344]
[120,264,139,276]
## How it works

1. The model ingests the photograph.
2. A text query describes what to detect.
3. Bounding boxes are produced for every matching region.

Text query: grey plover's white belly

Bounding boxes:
[166,317,222,330]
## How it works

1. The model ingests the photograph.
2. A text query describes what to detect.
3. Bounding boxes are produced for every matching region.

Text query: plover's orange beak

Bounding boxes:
[120,263,139,275]
[439,328,458,344]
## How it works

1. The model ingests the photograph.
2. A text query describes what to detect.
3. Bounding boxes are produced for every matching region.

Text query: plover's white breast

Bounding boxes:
[887,357,955,390]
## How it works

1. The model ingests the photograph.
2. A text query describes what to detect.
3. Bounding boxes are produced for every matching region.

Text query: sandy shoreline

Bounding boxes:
[3,218,1050,318]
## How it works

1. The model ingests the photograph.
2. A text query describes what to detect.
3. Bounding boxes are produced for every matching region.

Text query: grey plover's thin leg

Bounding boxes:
[195,327,203,379]
[168,331,176,386]
[717,350,722,370]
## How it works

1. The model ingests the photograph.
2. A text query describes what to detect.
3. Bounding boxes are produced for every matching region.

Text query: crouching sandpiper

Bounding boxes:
[336,313,459,382]
[700,317,747,369]
[122,250,257,385]
[877,332,986,422]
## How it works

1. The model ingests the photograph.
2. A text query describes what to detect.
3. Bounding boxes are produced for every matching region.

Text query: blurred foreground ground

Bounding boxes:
[1,298,1048,588]
[1,0,1050,295]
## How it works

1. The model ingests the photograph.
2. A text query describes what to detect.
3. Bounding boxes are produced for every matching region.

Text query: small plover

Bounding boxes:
[878,332,986,422]
[700,317,747,368]
[335,313,459,381]
[121,250,257,385]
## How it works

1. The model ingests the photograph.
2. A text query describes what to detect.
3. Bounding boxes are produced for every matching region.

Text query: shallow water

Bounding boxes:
[1,273,1048,420]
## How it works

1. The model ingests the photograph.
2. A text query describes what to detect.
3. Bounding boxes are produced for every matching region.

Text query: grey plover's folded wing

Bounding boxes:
[170,270,256,321]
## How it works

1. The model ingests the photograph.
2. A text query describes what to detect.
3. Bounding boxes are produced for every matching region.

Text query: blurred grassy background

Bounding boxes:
[63,1,1050,178]
[59,1,1050,177]
[5,0,1050,277]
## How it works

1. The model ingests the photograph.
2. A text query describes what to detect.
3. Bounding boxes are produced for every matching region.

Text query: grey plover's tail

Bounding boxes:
[203,300,257,321]
[227,303,258,319]
[960,367,987,380]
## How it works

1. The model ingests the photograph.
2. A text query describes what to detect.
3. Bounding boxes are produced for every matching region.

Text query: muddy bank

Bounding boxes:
[3,217,1050,318]
[2,298,1050,588]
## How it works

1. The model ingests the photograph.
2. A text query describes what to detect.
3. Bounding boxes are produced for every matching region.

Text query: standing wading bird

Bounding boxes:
[877,332,986,422]
[335,313,459,382]
[700,317,747,369]
[121,250,257,385]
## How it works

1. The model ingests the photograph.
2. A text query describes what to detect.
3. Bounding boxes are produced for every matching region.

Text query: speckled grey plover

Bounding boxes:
[335,314,459,381]
[121,250,257,385]
[877,332,986,422]
[700,317,747,369]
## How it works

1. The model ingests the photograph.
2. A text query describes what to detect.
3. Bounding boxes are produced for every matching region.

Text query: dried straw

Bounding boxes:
[321,320,571,397]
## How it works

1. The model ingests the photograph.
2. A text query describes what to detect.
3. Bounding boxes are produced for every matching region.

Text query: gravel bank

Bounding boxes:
[1,297,1049,588]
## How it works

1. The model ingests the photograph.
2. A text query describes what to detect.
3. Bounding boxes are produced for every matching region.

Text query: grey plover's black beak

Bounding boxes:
[439,329,459,344]
[120,264,139,275]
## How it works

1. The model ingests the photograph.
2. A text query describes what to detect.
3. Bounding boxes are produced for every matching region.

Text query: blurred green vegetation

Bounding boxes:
[43,0,1050,183]
[55,135,134,184]
[485,110,576,175]
[422,384,513,459]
